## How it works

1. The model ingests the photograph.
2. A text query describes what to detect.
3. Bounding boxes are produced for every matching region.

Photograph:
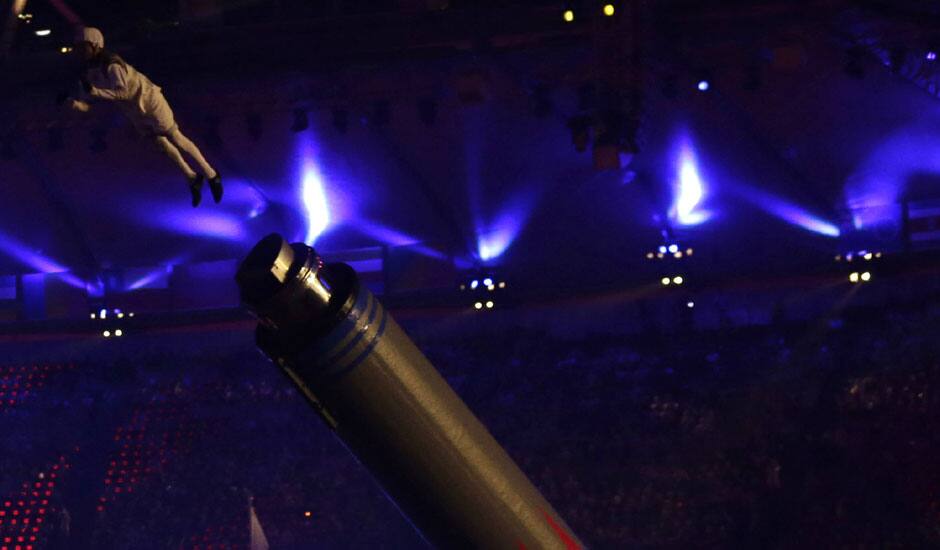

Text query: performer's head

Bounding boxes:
[73,26,104,61]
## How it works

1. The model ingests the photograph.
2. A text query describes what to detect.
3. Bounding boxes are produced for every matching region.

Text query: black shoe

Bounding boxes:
[189,175,204,207]
[208,172,223,204]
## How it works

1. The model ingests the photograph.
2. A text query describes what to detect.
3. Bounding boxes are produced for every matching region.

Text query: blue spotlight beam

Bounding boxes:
[0,231,86,289]
[15,128,99,275]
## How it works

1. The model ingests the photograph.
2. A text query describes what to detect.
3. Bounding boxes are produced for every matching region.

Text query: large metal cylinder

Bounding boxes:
[236,233,583,549]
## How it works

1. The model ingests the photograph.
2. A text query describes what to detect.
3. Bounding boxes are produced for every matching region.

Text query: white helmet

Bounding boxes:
[74,26,104,49]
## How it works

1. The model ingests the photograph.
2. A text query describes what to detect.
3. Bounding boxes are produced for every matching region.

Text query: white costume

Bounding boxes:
[72,27,222,206]
[83,54,177,136]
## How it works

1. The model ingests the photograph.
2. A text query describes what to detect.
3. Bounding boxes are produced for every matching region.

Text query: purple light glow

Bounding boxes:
[296,136,331,245]
[127,264,174,291]
[928,51,937,61]
[477,194,536,262]
[735,186,840,237]
[670,135,711,226]
[352,219,447,260]
[0,232,86,288]
[844,121,940,229]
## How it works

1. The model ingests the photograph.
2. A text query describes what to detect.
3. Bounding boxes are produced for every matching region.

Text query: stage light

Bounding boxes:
[659,245,667,254]
[668,244,678,253]
[59,47,72,54]
[657,252,664,259]
[99,308,107,319]
[603,4,615,16]
[875,252,882,258]
[673,276,684,285]
[483,278,493,287]
[687,301,694,308]
[499,282,506,288]
[928,51,937,61]
[835,255,841,261]
[861,271,871,282]
[686,248,693,255]
[487,285,495,291]
[485,301,494,309]
[117,313,124,319]
[674,251,683,259]
[563,9,574,22]
[470,280,479,290]
[103,331,110,338]
[864,252,873,261]
[697,80,710,92]
[115,329,123,337]
[129,312,135,317]
[459,284,466,291]
[90,313,95,319]
[661,277,671,286]
[846,253,853,262]
[849,272,859,283]
[474,302,483,310]
[34,29,51,37]
[646,252,654,259]
[304,511,312,518]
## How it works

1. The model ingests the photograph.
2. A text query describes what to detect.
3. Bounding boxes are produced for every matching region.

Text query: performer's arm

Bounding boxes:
[87,64,134,101]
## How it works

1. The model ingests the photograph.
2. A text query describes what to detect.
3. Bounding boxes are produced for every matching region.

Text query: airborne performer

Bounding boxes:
[65,27,222,207]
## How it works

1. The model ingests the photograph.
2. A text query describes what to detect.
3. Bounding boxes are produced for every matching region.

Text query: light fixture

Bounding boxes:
[485,301,494,309]
[103,331,111,338]
[563,9,574,22]
[90,313,96,319]
[861,272,871,282]
[115,329,123,337]
[659,245,668,254]
[304,511,312,518]
[686,248,694,256]
[487,285,495,291]
[849,272,859,283]
[117,313,124,319]
[470,280,479,290]
[673,251,683,259]
[864,252,873,261]
[668,244,679,253]
[697,80,710,92]
[99,308,107,319]
[657,253,665,259]
[661,277,671,286]
[498,281,506,289]
[928,51,937,61]
[34,29,51,37]
[646,252,654,259]
[687,301,694,308]
[474,302,483,310]
[128,312,135,317]
[673,276,684,285]
[483,278,493,287]
[603,4,615,16]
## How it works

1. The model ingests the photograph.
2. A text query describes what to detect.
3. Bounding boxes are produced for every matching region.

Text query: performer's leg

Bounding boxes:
[155,135,197,179]
[168,127,217,179]
[155,135,203,207]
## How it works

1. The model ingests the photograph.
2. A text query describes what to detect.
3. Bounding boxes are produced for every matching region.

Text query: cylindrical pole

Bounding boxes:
[236,233,583,550]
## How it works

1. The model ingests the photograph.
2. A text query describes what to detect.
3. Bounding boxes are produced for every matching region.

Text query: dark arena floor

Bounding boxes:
[3,1,940,549]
